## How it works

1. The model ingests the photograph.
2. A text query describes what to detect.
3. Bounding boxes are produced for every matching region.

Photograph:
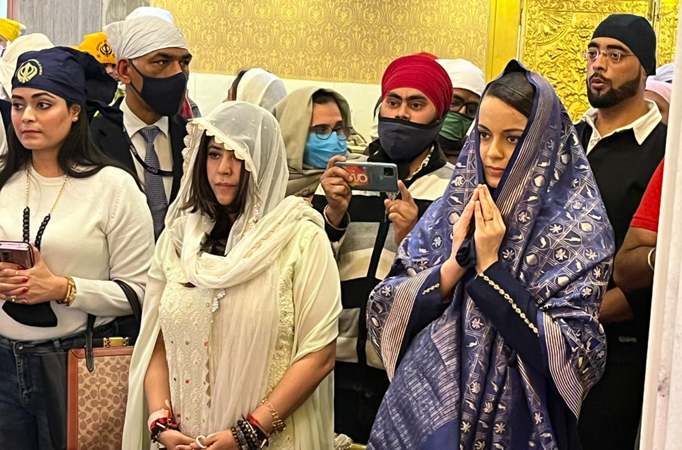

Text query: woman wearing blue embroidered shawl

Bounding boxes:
[367,61,614,450]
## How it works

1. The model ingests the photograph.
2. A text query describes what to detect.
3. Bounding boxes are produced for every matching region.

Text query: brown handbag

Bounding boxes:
[65,281,142,450]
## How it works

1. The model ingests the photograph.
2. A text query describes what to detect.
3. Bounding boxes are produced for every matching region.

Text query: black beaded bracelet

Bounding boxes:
[238,419,261,449]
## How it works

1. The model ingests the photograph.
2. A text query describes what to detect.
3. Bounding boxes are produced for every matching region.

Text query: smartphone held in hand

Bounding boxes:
[334,161,399,193]
[0,241,35,269]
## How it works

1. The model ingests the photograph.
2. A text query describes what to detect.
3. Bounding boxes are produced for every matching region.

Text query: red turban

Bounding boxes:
[381,55,453,118]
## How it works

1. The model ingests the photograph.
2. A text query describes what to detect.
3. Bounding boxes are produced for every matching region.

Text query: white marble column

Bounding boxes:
[639,3,682,448]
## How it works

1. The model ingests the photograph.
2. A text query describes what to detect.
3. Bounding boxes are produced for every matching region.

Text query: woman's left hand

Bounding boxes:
[0,245,67,305]
[474,185,506,274]
[178,431,238,450]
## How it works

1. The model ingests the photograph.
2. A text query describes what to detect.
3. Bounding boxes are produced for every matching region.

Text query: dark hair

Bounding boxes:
[312,90,339,106]
[484,72,537,118]
[227,69,249,101]
[0,101,137,191]
[182,133,250,231]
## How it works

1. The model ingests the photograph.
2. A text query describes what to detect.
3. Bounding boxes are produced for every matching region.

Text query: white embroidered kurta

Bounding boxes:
[148,219,340,448]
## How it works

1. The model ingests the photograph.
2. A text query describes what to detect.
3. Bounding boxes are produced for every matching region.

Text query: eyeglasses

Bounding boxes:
[308,124,350,141]
[451,96,479,119]
[583,49,636,64]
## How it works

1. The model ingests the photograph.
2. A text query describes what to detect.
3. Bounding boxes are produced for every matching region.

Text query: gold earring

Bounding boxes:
[73,116,79,122]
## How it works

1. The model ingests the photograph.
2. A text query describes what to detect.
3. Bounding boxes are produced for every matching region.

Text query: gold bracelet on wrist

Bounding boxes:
[57,277,76,306]
[260,398,287,434]
[323,205,350,231]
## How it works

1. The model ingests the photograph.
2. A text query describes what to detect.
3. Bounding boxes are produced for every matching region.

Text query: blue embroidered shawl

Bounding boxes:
[367,61,615,450]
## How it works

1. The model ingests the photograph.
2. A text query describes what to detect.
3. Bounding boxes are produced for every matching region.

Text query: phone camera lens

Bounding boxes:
[384,168,394,176]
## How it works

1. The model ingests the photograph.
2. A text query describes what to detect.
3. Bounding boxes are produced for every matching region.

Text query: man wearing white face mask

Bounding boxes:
[435,59,486,163]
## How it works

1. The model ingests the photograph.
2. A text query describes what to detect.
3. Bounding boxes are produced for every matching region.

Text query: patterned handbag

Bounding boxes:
[66,281,141,450]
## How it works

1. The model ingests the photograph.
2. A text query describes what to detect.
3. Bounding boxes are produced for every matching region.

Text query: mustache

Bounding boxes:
[589,73,612,85]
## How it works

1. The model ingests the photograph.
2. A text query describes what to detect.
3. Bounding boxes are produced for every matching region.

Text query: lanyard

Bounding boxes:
[124,126,174,177]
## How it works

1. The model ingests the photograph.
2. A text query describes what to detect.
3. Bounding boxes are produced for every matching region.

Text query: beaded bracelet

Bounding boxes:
[260,399,287,434]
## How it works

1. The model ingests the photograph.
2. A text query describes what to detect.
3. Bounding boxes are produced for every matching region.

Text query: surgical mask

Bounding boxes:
[129,61,187,117]
[440,111,473,143]
[303,132,348,169]
[378,116,443,161]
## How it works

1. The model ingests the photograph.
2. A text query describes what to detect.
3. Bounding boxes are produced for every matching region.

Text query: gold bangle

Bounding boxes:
[260,399,287,434]
[323,205,350,231]
[57,277,77,306]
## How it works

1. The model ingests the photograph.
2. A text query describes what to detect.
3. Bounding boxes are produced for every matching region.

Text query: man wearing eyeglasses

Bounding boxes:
[435,59,486,164]
[311,54,454,444]
[575,14,666,450]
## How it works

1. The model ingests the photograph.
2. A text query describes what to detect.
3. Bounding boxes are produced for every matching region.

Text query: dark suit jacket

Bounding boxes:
[90,109,187,203]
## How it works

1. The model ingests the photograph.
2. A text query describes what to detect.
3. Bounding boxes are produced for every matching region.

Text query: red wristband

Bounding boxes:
[247,414,270,437]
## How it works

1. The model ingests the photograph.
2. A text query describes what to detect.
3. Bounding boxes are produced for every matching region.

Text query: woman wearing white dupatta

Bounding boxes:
[122,101,341,450]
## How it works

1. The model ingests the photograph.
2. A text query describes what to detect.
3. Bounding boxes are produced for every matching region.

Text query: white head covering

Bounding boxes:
[236,68,287,112]
[104,15,187,60]
[653,63,675,83]
[126,6,175,24]
[436,58,486,96]
[0,33,53,100]
[123,102,334,448]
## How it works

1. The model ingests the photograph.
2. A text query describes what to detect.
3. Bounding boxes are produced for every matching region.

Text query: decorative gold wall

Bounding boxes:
[150,0,490,84]
[519,0,679,120]
[657,0,680,66]
[521,0,651,120]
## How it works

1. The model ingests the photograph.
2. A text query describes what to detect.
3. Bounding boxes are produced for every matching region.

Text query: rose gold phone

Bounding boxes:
[0,241,35,269]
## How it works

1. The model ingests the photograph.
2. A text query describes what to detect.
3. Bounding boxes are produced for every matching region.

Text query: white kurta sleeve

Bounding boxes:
[291,223,342,362]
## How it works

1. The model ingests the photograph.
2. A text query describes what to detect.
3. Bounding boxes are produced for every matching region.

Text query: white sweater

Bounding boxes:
[0,165,155,341]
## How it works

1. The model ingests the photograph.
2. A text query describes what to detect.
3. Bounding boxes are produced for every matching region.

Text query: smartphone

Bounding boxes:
[0,241,35,269]
[334,161,399,193]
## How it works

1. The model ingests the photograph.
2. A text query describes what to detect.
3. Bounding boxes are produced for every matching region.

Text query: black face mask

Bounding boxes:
[378,116,444,162]
[129,61,188,117]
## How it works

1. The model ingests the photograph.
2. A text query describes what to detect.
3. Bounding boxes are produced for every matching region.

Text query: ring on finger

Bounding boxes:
[15,270,19,276]
[195,435,208,449]
[9,295,17,302]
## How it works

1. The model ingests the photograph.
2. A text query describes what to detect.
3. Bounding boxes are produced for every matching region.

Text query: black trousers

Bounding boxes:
[578,324,647,450]
[334,361,390,444]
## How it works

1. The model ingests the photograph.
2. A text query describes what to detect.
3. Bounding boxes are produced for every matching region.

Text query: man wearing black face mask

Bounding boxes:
[311,54,454,444]
[435,59,486,164]
[90,14,192,239]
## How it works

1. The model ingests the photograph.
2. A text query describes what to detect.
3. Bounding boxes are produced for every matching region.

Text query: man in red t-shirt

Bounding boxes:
[614,160,663,295]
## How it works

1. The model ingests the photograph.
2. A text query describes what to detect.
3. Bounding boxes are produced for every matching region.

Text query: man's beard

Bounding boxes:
[587,72,640,108]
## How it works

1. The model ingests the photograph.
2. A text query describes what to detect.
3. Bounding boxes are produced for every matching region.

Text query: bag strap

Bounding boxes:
[85,280,141,372]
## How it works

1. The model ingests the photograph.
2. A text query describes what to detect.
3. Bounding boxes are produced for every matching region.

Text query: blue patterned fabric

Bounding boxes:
[367,61,615,450]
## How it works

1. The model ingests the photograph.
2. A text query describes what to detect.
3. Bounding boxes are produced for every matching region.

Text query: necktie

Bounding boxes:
[139,126,168,239]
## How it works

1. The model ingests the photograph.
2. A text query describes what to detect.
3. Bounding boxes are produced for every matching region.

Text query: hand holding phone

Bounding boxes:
[321,155,353,227]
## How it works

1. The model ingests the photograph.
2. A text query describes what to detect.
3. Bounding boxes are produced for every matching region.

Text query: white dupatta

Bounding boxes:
[123,102,335,449]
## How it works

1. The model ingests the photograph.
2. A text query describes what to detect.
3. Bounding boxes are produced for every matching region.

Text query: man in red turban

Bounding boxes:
[311,54,455,444]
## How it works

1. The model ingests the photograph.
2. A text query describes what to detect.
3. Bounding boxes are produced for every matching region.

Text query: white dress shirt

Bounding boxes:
[120,98,174,201]
[579,100,663,154]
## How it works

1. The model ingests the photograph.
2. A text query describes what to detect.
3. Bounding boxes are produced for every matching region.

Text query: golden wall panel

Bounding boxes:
[521,0,650,120]
[150,0,490,84]
[657,0,680,66]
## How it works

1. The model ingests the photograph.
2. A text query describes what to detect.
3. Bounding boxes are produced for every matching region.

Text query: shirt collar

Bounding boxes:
[120,97,169,138]
[580,100,662,145]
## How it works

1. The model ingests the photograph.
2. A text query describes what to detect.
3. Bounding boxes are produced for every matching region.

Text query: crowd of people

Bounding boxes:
[0,7,672,450]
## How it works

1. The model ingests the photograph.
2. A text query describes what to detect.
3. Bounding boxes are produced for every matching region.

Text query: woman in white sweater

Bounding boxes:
[0,48,154,448]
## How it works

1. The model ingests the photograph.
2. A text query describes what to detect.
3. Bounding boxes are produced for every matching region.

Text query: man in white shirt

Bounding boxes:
[90,13,192,238]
